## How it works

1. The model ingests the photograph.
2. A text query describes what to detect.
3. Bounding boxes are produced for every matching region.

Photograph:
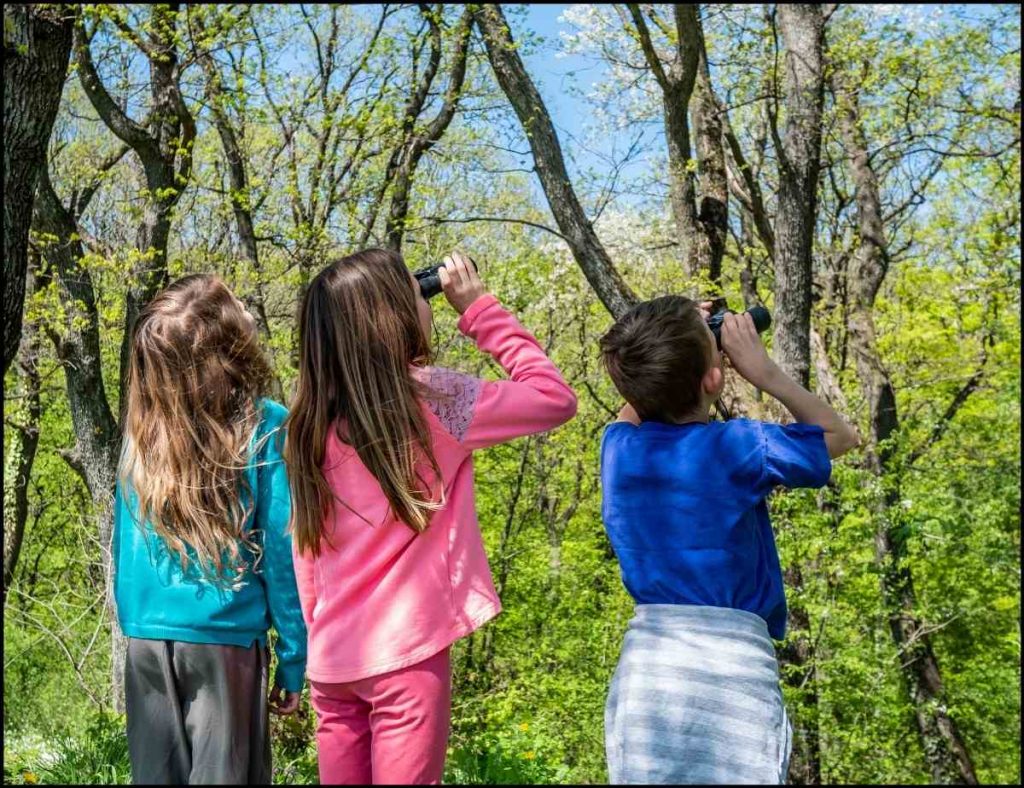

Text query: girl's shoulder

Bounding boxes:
[414,365,480,398]
[252,398,288,461]
[412,366,482,443]
[257,397,288,429]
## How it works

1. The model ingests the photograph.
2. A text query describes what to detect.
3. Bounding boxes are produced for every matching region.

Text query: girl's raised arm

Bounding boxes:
[457,294,577,450]
[438,251,577,451]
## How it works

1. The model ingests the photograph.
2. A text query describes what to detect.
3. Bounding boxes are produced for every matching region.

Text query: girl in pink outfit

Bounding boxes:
[285,249,577,784]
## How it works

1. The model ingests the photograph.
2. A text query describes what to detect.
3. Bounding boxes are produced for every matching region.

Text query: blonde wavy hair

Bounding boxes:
[119,274,273,584]
[285,248,444,558]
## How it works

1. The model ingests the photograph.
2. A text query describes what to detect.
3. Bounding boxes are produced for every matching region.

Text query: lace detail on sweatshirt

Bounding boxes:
[415,366,482,443]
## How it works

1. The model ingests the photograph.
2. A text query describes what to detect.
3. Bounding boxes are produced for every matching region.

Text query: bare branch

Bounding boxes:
[474,4,637,317]
[905,359,988,468]
[409,215,570,243]
[626,4,669,90]
[72,144,131,219]
[73,17,156,155]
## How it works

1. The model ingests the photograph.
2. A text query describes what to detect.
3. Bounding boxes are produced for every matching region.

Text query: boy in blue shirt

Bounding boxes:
[599,296,859,785]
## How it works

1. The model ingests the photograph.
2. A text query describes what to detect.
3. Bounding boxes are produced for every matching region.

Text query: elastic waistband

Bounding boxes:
[120,622,268,650]
[630,604,771,640]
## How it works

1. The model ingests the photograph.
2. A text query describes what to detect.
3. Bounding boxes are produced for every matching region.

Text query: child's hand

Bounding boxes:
[269,685,300,716]
[439,250,487,314]
[720,311,778,390]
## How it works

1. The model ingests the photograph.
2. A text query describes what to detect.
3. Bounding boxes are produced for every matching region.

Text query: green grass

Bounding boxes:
[4,715,129,785]
[3,712,571,785]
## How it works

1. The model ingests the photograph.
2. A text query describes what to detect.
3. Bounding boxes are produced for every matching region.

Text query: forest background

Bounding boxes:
[2,3,1020,785]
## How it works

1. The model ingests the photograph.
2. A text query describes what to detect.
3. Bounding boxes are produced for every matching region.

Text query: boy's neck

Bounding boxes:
[666,403,713,426]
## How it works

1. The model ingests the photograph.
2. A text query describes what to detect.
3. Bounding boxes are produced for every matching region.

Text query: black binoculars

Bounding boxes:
[413,257,479,300]
[706,306,772,350]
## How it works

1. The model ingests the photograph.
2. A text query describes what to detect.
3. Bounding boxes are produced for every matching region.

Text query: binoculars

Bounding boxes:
[413,257,479,300]
[706,305,772,350]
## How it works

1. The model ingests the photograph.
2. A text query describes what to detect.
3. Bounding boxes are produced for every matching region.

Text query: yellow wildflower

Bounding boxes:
[22,772,39,785]
[519,722,529,732]
[523,751,536,760]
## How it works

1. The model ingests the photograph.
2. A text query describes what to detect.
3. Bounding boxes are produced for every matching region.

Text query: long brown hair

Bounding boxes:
[285,248,443,557]
[119,274,273,584]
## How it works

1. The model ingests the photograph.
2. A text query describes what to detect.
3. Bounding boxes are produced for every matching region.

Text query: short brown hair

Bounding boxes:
[599,295,713,422]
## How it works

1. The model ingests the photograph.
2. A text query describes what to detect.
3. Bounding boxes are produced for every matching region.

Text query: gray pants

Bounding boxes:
[125,638,272,785]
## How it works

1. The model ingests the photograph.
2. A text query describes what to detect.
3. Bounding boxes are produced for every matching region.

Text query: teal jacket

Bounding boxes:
[113,399,307,692]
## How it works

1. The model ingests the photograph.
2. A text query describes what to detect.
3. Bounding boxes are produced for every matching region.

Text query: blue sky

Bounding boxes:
[520,3,1010,147]
[521,3,599,146]
[519,4,653,208]
[262,4,1012,189]
[181,4,1015,220]
[511,3,1016,213]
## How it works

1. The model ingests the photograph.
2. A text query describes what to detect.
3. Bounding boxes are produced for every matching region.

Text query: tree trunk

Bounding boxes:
[475,4,637,319]
[96,489,124,713]
[74,4,195,408]
[2,3,73,375]
[34,166,125,711]
[762,11,829,781]
[384,7,473,251]
[3,262,42,606]
[659,22,700,278]
[834,69,978,786]
[213,115,273,344]
[625,4,728,284]
[779,569,822,785]
[773,5,826,389]
[191,12,274,343]
[665,150,703,275]
[119,208,172,409]
[692,13,728,286]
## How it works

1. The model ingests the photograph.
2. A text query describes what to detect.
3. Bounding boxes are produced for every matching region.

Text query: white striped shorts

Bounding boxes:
[605,604,791,785]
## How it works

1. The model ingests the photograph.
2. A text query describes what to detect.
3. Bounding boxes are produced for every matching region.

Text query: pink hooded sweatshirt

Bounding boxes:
[293,294,578,683]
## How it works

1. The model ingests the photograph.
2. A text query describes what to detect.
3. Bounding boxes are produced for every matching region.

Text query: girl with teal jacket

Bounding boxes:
[113,274,306,784]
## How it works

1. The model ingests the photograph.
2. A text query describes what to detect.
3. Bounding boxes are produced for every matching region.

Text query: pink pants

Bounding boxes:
[310,647,451,785]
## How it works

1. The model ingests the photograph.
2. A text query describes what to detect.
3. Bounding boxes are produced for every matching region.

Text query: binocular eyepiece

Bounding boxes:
[413,257,479,300]
[706,306,772,350]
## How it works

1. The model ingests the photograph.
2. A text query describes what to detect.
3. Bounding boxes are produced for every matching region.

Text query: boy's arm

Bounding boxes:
[721,312,861,459]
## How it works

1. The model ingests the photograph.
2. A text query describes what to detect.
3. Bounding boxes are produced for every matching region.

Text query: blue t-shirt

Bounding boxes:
[600,418,831,640]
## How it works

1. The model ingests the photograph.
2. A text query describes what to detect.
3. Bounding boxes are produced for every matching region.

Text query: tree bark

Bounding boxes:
[73,4,196,406]
[34,164,125,711]
[764,9,829,780]
[625,4,728,285]
[475,4,638,319]
[191,9,283,400]
[692,25,728,287]
[3,4,73,375]
[833,69,978,786]
[628,3,699,277]
[773,5,826,389]
[778,563,821,785]
[3,261,42,606]
[384,7,474,251]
